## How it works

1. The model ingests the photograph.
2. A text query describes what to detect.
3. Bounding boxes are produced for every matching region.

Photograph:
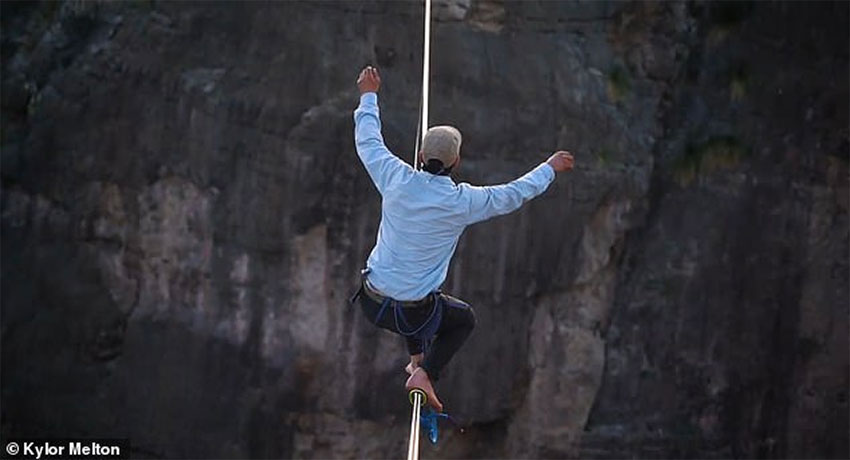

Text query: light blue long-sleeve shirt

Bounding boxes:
[354,92,555,301]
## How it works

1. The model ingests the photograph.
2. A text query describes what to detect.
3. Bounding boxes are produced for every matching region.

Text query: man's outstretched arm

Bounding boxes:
[353,66,413,195]
[460,151,574,225]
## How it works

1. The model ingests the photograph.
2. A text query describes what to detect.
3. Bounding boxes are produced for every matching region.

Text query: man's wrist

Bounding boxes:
[360,92,378,104]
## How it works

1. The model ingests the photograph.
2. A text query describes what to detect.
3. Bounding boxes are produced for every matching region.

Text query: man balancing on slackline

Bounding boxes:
[349,66,574,412]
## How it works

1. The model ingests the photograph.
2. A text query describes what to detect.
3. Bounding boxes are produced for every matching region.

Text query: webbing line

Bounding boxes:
[413,0,431,171]
[407,2,431,460]
[407,390,425,460]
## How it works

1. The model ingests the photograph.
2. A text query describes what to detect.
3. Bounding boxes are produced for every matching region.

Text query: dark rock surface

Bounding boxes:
[1,1,847,458]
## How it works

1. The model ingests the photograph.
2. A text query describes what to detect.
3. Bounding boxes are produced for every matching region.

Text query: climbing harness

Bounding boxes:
[373,293,443,354]
[353,268,444,352]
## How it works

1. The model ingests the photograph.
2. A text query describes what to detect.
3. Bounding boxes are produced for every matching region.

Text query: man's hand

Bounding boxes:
[357,66,381,94]
[547,151,575,173]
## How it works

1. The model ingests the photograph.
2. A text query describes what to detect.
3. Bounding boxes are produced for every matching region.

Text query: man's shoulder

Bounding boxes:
[455,181,486,195]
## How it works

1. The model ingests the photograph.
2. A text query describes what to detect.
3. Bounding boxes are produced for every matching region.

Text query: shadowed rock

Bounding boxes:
[1,1,847,458]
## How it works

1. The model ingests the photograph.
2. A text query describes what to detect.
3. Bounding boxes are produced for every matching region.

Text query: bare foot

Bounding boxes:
[405,362,418,375]
[406,367,443,412]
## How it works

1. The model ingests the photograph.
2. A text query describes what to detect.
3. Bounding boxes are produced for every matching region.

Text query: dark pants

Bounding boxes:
[359,289,476,381]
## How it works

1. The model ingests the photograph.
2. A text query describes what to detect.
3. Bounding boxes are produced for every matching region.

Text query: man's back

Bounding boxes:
[368,171,468,301]
[354,92,556,300]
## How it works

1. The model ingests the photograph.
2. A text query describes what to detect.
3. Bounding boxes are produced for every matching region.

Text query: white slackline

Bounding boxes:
[406,390,424,460]
[413,0,432,170]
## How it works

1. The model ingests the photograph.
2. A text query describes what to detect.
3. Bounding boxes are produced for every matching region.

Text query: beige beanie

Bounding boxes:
[422,125,462,167]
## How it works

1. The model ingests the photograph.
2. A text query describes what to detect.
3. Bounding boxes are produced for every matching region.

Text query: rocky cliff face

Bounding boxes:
[2,1,847,458]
